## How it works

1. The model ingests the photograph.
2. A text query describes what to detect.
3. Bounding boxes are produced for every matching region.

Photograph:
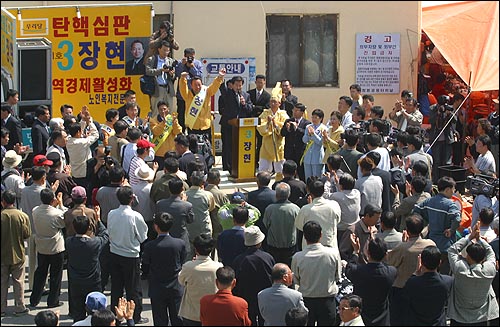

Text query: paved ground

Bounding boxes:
[1,156,266,326]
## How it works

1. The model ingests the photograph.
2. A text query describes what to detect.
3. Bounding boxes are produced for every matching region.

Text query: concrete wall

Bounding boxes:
[4,1,421,116]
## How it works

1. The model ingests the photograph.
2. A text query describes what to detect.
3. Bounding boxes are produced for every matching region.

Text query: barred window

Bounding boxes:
[266,14,339,87]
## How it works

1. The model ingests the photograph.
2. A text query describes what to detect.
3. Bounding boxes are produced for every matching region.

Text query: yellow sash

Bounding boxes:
[152,115,174,152]
[185,85,208,129]
[300,125,325,165]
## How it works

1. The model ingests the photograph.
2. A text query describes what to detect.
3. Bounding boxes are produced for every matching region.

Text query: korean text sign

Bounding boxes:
[9,5,151,121]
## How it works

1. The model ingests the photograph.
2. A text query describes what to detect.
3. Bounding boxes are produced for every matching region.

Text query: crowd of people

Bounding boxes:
[1,20,500,326]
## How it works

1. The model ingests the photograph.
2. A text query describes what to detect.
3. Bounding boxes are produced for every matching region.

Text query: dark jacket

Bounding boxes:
[65,221,109,284]
[142,233,186,297]
[372,167,392,213]
[217,228,246,267]
[218,83,253,125]
[346,258,397,326]
[31,119,50,155]
[272,176,307,203]
[155,196,194,255]
[248,88,271,118]
[1,115,23,150]
[280,117,310,164]
[280,93,298,118]
[232,247,275,316]
[402,272,453,326]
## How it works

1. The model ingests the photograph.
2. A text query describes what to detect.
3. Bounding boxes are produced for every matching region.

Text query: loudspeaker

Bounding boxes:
[16,38,52,117]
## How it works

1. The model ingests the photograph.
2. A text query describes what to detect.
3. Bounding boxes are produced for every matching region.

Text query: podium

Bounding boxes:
[229,117,258,183]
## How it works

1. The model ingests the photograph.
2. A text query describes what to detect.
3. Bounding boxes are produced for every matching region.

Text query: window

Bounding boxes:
[266,15,338,87]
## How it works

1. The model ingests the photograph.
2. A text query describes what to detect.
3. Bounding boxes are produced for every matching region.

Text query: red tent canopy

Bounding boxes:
[422,1,499,91]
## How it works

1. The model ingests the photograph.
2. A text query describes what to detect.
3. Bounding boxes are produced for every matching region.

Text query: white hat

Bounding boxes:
[2,150,22,168]
[244,225,265,246]
[135,165,155,181]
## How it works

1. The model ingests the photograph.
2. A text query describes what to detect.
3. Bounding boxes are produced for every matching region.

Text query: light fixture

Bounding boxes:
[17,8,22,20]
[76,6,81,19]
[150,5,155,17]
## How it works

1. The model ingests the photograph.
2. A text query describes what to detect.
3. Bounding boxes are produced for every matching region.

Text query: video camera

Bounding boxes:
[437,95,453,113]
[466,174,499,198]
[161,21,174,39]
[104,145,114,166]
[163,59,179,71]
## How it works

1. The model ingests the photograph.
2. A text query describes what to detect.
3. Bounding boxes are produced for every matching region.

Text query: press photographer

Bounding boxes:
[428,94,457,183]
[86,145,120,194]
[149,20,179,52]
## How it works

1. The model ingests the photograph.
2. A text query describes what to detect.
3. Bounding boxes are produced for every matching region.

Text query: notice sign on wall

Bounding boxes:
[355,33,400,94]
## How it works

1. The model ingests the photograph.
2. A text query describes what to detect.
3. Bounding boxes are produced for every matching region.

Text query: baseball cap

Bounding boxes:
[71,186,87,199]
[137,139,155,149]
[230,191,246,203]
[85,291,107,312]
[33,154,53,167]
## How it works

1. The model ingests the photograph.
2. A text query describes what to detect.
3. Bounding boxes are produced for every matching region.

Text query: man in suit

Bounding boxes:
[125,40,146,75]
[142,212,186,326]
[174,134,195,177]
[258,263,307,326]
[219,76,253,172]
[401,245,453,326]
[248,74,271,167]
[385,214,436,325]
[155,177,194,260]
[31,105,51,156]
[121,102,150,136]
[232,226,275,326]
[145,40,176,118]
[118,90,142,119]
[200,266,252,326]
[1,104,22,151]
[280,79,299,118]
[280,103,310,182]
[345,237,397,326]
[247,171,276,245]
[271,160,307,203]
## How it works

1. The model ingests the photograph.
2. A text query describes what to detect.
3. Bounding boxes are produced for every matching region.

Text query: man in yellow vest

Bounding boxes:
[180,68,226,143]
[149,100,182,169]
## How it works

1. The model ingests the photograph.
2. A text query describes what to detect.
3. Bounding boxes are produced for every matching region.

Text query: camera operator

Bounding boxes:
[147,21,179,55]
[389,97,423,131]
[471,177,499,227]
[86,145,120,196]
[429,94,457,184]
[356,132,391,178]
[175,48,204,133]
[145,40,177,118]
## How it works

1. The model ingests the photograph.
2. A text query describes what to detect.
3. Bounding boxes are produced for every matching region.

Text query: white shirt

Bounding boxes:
[66,122,99,178]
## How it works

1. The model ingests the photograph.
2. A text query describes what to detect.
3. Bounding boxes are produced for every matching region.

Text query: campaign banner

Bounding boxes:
[9,5,152,121]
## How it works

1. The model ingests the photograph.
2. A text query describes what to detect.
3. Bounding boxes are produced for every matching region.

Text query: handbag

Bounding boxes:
[140,74,156,95]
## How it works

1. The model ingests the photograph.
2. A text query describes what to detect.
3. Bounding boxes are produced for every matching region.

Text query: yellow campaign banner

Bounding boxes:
[1,8,16,81]
[9,4,152,121]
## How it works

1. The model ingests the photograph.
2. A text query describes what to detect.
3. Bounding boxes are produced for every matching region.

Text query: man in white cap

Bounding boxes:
[232,225,275,326]
[1,150,25,202]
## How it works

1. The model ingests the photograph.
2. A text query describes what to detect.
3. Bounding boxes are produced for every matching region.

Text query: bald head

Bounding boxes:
[271,263,293,286]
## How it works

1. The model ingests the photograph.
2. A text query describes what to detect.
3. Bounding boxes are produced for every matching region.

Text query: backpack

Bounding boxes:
[1,170,17,191]
[139,75,156,95]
